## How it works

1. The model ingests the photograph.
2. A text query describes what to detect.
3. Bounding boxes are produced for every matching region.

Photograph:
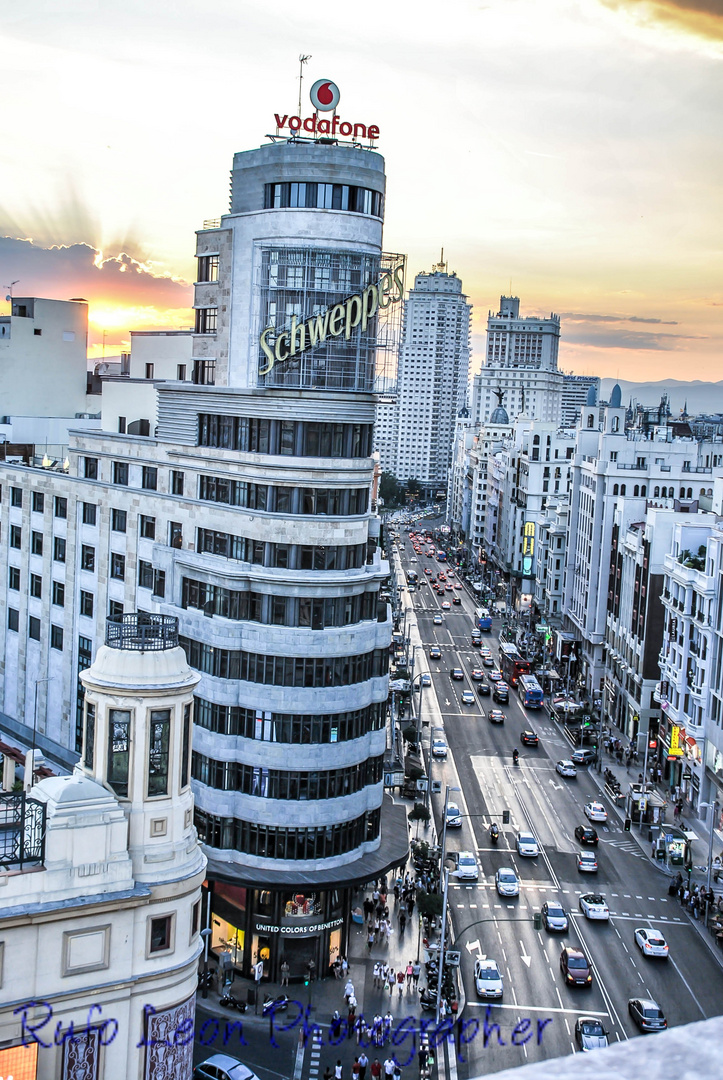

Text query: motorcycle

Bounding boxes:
[512,750,519,766]
[262,993,289,1017]
[219,992,248,1012]
[419,988,438,1012]
[197,969,215,991]
[490,824,499,845]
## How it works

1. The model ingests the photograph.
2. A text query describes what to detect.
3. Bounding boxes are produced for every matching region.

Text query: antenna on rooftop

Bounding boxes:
[297,54,311,116]
[5,279,19,303]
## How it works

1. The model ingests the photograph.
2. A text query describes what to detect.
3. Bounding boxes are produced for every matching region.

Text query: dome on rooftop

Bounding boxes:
[610,383,622,408]
[490,404,509,425]
[586,384,598,406]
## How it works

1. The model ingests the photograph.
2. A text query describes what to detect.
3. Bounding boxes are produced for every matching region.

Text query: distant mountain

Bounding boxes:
[598,379,723,417]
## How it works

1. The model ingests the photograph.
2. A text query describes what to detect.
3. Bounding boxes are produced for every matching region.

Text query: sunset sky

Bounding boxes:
[1,0,721,380]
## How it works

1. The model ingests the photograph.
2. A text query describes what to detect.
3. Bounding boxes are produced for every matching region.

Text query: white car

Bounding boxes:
[446,802,462,828]
[556,760,577,778]
[456,851,480,880]
[634,927,669,958]
[432,737,448,759]
[461,690,475,705]
[420,673,432,686]
[495,867,519,896]
[516,832,539,857]
[441,601,451,611]
[579,893,610,920]
[474,957,503,999]
[433,614,444,625]
[584,801,608,822]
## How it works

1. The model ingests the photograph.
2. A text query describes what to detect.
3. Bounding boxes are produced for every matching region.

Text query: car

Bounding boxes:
[471,668,485,681]
[571,747,597,766]
[634,927,669,959]
[574,825,599,846]
[495,867,519,896]
[584,801,608,822]
[445,802,462,828]
[477,681,491,696]
[479,646,491,656]
[432,737,448,759]
[474,957,504,999]
[424,567,432,575]
[579,893,609,920]
[456,851,480,880]
[577,850,598,873]
[451,668,464,680]
[493,683,509,704]
[628,997,667,1032]
[454,582,463,589]
[429,646,442,659]
[410,557,417,562]
[574,1017,609,1052]
[461,690,475,705]
[559,946,593,987]
[193,1056,261,1080]
[482,656,495,668]
[433,614,444,625]
[441,601,451,610]
[541,901,569,932]
[556,760,577,778]
[521,730,538,746]
[445,585,454,592]
[471,633,482,645]
[420,673,432,687]
[452,596,462,605]
[516,832,539,857]
[488,709,505,724]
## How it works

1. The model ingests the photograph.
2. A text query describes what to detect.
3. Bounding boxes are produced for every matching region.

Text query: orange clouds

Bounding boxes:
[600,0,723,42]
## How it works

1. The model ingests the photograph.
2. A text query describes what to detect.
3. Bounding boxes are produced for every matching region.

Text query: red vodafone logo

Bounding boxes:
[310,79,340,112]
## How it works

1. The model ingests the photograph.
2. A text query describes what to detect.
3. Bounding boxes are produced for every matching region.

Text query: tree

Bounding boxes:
[379,471,402,506]
[406,477,421,498]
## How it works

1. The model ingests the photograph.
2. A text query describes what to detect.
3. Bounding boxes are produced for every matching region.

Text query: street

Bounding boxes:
[394,528,722,1076]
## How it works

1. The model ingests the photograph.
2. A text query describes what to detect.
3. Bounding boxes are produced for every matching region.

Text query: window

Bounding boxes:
[191,898,201,937]
[169,521,182,548]
[107,709,131,797]
[140,515,156,540]
[142,466,157,491]
[8,566,20,590]
[113,461,129,486]
[30,573,42,599]
[54,536,66,562]
[84,703,95,768]
[118,416,127,434]
[52,581,65,606]
[32,491,44,513]
[195,307,218,334]
[177,364,186,381]
[8,608,19,632]
[181,703,191,789]
[29,616,41,640]
[34,327,42,336]
[81,545,96,572]
[145,363,155,380]
[148,709,171,796]
[193,359,216,385]
[82,502,97,525]
[51,624,64,651]
[108,599,124,620]
[152,569,166,599]
[31,531,43,556]
[11,487,22,508]
[106,512,126,540]
[84,457,98,479]
[149,914,173,954]
[54,496,67,518]
[110,552,126,581]
[197,254,219,282]
[138,560,154,590]
[171,470,184,496]
[10,525,21,549]
[80,590,94,618]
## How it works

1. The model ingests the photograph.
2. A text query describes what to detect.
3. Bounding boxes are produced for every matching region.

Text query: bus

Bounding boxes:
[436,550,447,562]
[499,642,530,687]
[474,607,492,632]
[518,674,544,709]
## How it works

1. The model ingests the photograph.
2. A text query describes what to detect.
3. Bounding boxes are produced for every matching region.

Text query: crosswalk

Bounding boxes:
[447,882,687,926]
[600,837,647,860]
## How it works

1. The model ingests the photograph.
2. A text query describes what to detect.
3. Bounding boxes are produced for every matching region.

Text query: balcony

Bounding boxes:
[0,791,46,871]
[682,465,712,473]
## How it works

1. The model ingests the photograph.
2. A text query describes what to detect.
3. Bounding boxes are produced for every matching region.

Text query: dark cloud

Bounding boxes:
[560,312,678,325]
[0,236,191,308]
[562,324,702,350]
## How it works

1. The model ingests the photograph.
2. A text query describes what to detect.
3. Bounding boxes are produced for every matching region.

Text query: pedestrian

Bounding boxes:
[385,920,392,944]
[412,960,421,987]
[341,956,349,979]
[383,1058,395,1080]
[352,1059,361,1080]
[387,967,395,995]
[345,978,355,1003]
[638,773,644,786]
[384,1012,393,1042]
[714,856,721,883]
[399,910,407,935]
[379,917,388,942]
[396,969,405,997]
[406,961,413,987]
[673,803,680,822]
[407,896,415,917]
[371,1060,382,1080]
[280,959,290,986]
[367,928,375,953]
[373,887,380,905]
[394,882,401,902]
[380,962,388,988]
[374,918,381,942]
[359,1051,369,1080]
[333,957,342,980]
[335,1062,343,1080]
[373,961,381,988]
[324,1068,333,1080]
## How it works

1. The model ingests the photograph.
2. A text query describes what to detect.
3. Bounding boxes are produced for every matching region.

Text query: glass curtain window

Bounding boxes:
[148,709,171,796]
[108,710,131,797]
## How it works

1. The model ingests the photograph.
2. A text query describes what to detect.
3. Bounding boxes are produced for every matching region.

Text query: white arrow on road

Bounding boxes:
[445,699,451,706]
[466,939,482,955]
[519,940,532,967]
[549,779,563,791]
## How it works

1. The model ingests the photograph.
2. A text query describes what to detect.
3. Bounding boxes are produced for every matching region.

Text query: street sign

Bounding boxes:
[444,951,461,967]
[665,833,674,843]
[253,961,264,982]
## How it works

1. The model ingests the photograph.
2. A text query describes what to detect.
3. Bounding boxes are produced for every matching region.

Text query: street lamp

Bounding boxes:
[435,867,450,1025]
[699,800,719,892]
[439,784,461,893]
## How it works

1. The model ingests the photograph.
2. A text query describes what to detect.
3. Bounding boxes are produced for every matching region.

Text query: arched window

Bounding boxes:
[687,487,693,499]
[612,416,620,433]
[654,486,660,497]
[620,484,626,495]
[680,488,686,499]
[641,486,646,497]
[708,488,713,496]
[700,488,706,497]
[533,434,540,445]
[613,484,619,496]
[634,485,639,496]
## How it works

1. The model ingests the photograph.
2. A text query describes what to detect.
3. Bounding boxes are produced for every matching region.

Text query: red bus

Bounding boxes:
[499,642,530,687]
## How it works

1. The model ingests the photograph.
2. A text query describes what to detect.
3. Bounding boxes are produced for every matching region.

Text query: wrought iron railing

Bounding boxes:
[105,613,179,651]
[0,791,46,871]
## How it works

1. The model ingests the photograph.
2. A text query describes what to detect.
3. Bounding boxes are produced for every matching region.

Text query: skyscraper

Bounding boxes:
[384,262,471,496]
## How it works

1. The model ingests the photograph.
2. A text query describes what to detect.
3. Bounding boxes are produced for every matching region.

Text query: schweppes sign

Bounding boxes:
[259,263,404,377]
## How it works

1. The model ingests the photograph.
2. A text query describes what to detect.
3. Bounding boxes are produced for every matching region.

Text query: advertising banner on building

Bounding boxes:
[0,1044,38,1080]
[668,724,685,758]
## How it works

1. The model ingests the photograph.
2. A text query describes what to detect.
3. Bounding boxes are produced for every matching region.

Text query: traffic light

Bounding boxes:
[304,975,310,986]
[502,810,510,824]
[624,818,631,832]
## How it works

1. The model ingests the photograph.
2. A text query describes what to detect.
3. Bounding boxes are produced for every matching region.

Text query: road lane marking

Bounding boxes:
[466,1003,610,1016]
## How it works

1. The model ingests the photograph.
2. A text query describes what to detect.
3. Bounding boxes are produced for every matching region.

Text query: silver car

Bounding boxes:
[495,867,519,896]
[516,832,539,857]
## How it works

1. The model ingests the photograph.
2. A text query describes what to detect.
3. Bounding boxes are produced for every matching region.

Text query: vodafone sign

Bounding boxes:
[274,79,379,141]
